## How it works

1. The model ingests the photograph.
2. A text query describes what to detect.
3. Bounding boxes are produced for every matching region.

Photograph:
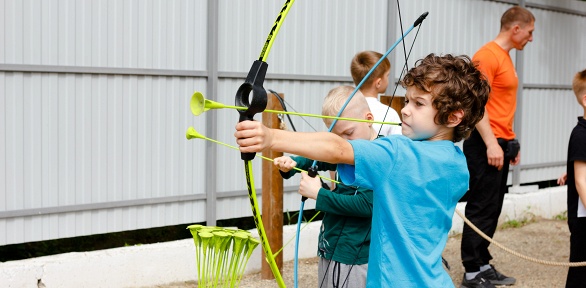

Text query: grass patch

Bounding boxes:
[499,207,537,230]
[500,215,536,230]
[553,211,568,221]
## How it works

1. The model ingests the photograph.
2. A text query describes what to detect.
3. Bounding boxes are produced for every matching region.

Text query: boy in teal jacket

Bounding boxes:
[274,85,378,287]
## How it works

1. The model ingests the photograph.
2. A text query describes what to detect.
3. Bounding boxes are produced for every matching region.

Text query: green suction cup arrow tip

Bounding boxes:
[190,91,206,116]
[186,127,204,140]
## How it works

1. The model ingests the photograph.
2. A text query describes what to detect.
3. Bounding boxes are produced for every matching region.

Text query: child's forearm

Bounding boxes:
[316,190,372,217]
[575,161,586,208]
[270,129,355,165]
[235,120,354,164]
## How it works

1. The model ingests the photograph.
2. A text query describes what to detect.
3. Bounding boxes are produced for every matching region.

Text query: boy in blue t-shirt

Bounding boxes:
[235,54,490,287]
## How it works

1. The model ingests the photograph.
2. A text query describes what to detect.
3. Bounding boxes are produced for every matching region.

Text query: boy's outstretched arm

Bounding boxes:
[235,120,355,165]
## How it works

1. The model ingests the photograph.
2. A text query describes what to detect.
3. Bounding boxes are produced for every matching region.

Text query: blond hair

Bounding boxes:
[322,86,370,127]
[573,69,586,104]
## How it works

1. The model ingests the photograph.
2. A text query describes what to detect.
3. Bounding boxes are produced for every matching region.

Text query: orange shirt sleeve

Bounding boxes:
[472,49,498,87]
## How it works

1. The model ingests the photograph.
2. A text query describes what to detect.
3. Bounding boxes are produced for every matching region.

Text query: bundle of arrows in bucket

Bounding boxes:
[188,225,261,288]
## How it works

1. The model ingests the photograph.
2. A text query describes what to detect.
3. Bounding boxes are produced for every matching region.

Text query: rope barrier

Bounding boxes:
[455,209,586,267]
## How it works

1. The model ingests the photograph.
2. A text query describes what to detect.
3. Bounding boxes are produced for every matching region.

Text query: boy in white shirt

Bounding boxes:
[350,51,402,136]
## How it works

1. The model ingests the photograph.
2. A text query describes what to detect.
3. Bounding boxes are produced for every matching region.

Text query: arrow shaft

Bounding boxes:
[197,134,339,184]
[218,104,400,126]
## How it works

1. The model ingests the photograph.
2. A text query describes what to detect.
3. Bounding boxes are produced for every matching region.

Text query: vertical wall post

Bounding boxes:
[512,0,526,186]
[205,0,219,226]
[261,94,285,279]
[387,1,400,92]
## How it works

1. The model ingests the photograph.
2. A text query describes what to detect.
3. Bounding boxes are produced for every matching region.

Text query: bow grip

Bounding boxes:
[302,166,318,202]
[235,60,269,161]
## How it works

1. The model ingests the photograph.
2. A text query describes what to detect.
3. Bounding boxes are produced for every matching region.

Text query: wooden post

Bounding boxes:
[261,93,284,279]
[380,95,405,121]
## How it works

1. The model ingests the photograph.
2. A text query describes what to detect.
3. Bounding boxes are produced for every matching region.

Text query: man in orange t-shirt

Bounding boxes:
[460,6,535,288]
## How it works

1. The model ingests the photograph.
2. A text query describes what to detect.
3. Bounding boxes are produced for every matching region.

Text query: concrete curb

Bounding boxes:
[0,186,567,288]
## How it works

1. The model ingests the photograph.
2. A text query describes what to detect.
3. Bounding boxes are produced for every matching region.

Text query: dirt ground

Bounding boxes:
[157,218,573,288]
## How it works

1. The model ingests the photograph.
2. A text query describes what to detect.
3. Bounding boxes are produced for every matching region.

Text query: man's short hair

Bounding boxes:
[501,6,535,31]
[402,54,490,142]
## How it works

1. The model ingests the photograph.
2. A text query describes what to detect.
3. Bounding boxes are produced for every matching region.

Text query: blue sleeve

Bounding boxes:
[337,137,400,190]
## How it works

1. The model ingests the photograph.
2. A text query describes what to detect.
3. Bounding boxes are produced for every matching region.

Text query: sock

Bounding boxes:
[465,272,480,280]
[480,264,491,272]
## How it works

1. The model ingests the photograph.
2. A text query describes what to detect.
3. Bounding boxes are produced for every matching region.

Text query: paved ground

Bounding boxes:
[156,218,573,288]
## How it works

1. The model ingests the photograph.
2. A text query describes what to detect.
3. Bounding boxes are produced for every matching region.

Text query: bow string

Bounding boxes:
[303,3,428,287]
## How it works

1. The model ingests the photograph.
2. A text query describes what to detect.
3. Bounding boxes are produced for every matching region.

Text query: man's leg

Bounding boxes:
[461,131,503,272]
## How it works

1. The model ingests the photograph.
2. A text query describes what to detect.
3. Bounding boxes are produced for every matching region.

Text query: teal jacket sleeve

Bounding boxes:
[315,187,373,218]
[279,156,337,179]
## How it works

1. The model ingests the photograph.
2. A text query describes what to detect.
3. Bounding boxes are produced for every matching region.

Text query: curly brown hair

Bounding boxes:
[402,54,490,142]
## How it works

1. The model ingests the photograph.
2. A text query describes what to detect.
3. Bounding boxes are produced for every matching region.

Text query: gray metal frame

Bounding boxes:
[0,0,584,245]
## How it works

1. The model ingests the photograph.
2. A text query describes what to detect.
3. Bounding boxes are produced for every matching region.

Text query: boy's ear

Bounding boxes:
[581,94,586,107]
[446,109,464,128]
[366,112,374,126]
[375,78,382,89]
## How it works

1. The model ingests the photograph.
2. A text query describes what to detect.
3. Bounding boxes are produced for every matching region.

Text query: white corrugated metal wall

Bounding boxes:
[0,0,210,245]
[1,0,585,245]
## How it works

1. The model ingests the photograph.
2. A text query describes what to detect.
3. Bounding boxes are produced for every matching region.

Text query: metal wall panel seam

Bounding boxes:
[0,194,207,219]
[520,161,566,170]
[526,2,586,17]
[525,84,572,90]
[0,64,208,77]
[219,71,352,82]
[483,0,586,16]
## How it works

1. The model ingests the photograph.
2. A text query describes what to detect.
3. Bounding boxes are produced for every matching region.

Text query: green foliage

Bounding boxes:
[553,211,568,221]
[285,210,303,225]
[499,206,536,230]
[500,219,523,229]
